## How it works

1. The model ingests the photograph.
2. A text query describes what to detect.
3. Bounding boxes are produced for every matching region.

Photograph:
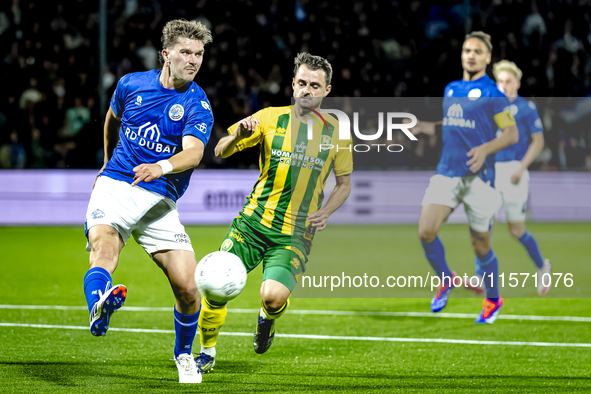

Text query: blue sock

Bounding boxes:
[421,236,453,279]
[518,231,544,269]
[174,306,201,357]
[83,267,112,313]
[477,249,499,302]
[474,256,485,277]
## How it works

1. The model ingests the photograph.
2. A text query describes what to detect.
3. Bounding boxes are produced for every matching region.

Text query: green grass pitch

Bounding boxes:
[1,223,590,393]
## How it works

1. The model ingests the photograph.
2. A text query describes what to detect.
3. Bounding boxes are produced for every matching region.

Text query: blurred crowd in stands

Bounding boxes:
[1,0,591,171]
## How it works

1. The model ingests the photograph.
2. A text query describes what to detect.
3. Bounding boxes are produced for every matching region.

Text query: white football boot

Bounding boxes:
[175,353,202,383]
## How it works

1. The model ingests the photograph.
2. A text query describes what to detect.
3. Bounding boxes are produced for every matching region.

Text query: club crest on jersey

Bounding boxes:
[220,239,234,251]
[321,135,332,146]
[293,141,308,153]
[169,104,184,121]
[91,209,105,219]
[503,104,518,116]
[468,88,482,101]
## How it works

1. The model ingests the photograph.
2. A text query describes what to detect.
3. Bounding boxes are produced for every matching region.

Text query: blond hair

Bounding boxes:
[493,60,523,81]
[294,52,333,86]
[160,19,213,63]
[464,31,492,53]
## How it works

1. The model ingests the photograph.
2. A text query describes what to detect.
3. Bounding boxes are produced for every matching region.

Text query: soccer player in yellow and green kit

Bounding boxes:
[195,53,352,372]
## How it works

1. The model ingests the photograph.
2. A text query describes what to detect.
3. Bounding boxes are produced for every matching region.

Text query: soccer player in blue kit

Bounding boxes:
[82,19,213,383]
[488,60,551,295]
[411,32,519,323]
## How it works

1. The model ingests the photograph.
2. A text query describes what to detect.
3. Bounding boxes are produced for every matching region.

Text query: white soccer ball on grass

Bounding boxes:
[194,251,247,303]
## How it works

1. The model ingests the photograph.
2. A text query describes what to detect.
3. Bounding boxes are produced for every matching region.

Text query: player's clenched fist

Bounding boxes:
[132,163,163,186]
[235,115,260,139]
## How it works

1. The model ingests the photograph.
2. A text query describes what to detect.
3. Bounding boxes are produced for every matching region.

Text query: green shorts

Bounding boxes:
[219,214,311,291]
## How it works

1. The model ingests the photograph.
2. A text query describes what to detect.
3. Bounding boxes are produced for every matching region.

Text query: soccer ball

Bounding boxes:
[194,251,247,303]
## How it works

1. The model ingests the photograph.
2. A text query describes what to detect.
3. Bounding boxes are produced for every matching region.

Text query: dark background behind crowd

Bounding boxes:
[1,0,591,171]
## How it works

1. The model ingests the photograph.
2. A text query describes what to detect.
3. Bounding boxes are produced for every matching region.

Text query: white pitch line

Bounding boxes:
[282,310,591,323]
[1,322,590,348]
[1,304,591,322]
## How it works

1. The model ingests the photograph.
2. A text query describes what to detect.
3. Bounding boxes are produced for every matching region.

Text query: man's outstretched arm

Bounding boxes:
[410,120,443,136]
[215,117,260,158]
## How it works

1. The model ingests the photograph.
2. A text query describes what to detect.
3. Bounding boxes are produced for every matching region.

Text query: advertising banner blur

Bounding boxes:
[1,170,590,225]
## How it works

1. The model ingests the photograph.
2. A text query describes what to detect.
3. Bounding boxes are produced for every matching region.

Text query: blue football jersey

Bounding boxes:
[102,69,213,201]
[437,75,511,185]
[495,96,543,162]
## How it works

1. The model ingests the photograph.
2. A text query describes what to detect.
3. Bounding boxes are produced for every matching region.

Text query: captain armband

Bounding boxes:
[494,111,516,129]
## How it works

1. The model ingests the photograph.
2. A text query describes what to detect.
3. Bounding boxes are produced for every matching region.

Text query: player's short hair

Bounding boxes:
[464,31,492,53]
[160,19,213,63]
[293,52,333,87]
[493,60,523,81]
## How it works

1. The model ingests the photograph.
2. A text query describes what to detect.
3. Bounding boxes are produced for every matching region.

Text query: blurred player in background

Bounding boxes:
[82,19,213,383]
[485,60,551,295]
[195,53,352,372]
[412,32,518,323]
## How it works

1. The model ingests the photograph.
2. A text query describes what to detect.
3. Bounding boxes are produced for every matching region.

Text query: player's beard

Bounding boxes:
[296,95,322,110]
[464,64,486,80]
[462,58,487,79]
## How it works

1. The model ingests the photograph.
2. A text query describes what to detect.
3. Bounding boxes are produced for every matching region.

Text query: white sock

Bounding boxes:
[259,307,269,319]
[201,345,216,358]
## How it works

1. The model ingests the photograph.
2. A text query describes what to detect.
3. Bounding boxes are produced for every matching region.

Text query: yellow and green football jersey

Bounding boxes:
[227,105,353,237]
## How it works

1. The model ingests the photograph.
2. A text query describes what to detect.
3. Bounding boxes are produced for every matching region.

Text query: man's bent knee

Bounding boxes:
[260,282,290,310]
[508,223,525,239]
[473,244,491,259]
[262,297,288,310]
[418,227,438,244]
[418,223,437,244]
[176,286,199,309]
[471,236,491,259]
[89,244,120,266]
[88,226,122,272]
[470,228,492,259]
[88,226,122,255]
[418,205,450,244]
